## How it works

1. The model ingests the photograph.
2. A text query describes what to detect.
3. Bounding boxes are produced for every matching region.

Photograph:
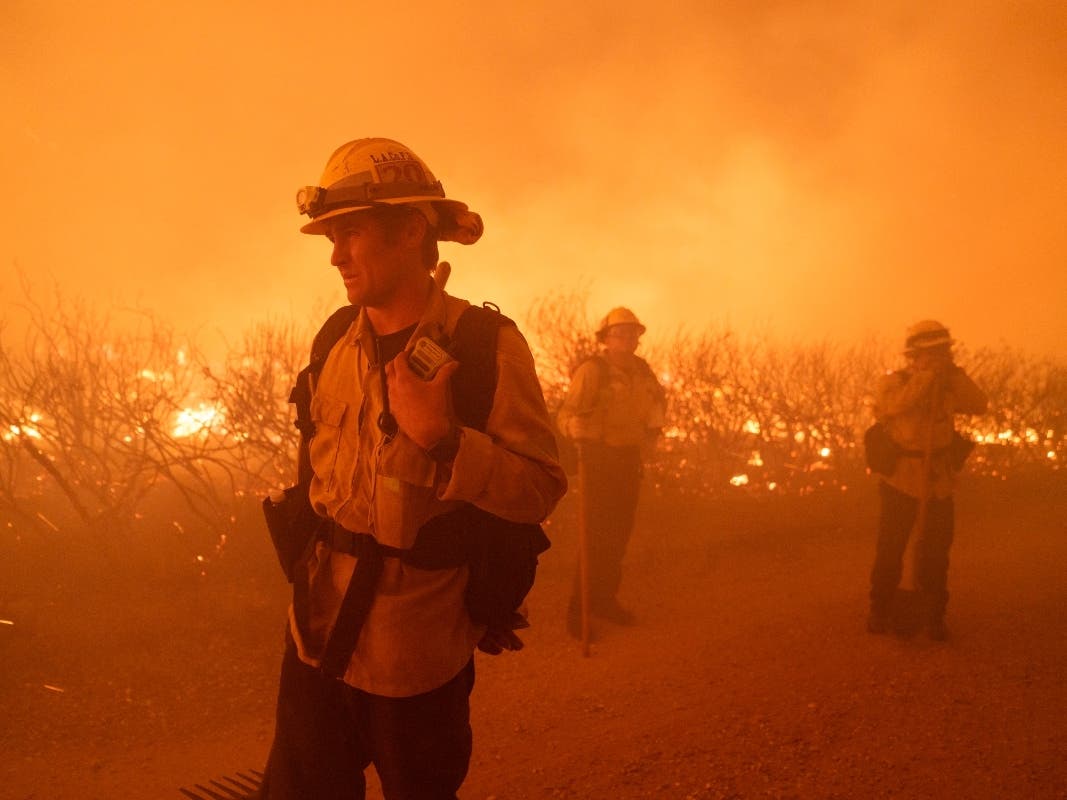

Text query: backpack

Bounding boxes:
[864,421,976,477]
[863,421,902,476]
[265,302,550,647]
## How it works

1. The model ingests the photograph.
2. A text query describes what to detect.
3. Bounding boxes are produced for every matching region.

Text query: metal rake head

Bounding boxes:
[178,769,262,799]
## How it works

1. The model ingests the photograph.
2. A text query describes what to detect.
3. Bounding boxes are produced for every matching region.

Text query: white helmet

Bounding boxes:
[296,137,483,244]
[904,320,954,354]
[596,307,646,342]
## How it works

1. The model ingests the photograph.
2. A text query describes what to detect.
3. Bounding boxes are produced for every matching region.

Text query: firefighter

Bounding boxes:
[261,137,566,799]
[867,320,987,641]
[557,307,666,639]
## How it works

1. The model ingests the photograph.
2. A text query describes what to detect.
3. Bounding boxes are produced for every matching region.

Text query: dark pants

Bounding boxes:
[572,443,642,610]
[870,481,955,620]
[260,643,474,800]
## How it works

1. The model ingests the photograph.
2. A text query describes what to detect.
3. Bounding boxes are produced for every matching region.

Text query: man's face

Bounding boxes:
[323,209,420,308]
[603,324,642,355]
[909,345,953,372]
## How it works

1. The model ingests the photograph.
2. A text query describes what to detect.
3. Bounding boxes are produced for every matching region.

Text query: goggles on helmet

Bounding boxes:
[296,174,446,219]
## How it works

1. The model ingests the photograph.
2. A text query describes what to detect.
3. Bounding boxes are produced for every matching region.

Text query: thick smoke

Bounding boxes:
[1,1,1064,355]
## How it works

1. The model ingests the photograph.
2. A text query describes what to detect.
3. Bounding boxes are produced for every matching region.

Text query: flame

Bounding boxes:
[172,403,224,438]
[3,412,44,442]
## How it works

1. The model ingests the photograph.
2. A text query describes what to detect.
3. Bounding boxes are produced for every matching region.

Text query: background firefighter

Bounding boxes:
[260,137,566,799]
[557,307,665,639]
[867,319,988,641]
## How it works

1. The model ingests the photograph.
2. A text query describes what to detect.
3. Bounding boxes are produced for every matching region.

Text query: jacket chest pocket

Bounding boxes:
[373,435,438,549]
[308,393,350,493]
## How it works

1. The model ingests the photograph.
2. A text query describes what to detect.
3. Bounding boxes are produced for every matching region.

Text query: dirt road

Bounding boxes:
[3,476,1065,799]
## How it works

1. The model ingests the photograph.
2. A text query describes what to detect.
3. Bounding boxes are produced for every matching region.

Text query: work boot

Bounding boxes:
[593,599,636,626]
[866,610,889,635]
[927,617,950,642]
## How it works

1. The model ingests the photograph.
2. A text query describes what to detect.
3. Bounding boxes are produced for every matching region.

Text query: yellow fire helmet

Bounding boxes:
[904,319,954,354]
[596,307,647,342]
[296,137,484,244]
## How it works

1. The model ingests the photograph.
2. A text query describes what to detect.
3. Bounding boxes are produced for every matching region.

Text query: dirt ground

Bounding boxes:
[2,474,1065,800]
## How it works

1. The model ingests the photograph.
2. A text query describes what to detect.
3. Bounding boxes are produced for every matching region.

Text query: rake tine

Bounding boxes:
[179,785,227,800]
[221,772,262,792]
[178,783,238,800]
[180,768,263,799]
[205,785,245,800]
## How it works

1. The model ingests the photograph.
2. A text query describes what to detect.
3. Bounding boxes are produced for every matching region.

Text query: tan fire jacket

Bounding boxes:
[557,353,666,448]
[874,366,988,499]
[291,284,566,697]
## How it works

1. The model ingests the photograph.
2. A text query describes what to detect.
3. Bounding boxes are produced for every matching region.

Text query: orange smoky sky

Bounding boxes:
[2,1,1065,358]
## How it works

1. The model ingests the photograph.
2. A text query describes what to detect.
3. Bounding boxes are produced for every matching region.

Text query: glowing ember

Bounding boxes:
[819,447,831,458]
[730,474,749,487]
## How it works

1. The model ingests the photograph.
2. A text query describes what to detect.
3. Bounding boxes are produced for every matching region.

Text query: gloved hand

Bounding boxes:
[475,610,530,655]
[476,628,525,655]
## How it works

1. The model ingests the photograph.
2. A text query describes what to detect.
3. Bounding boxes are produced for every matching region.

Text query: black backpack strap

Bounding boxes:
[312,305,362,364]
[290,305,360,438]
[446,304,550,629]
[279,306,360,652]
[450,303,516,430]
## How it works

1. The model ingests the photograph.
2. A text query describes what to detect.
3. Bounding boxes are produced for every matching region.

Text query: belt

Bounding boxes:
[315,512,473,678]
[325,524,405,559]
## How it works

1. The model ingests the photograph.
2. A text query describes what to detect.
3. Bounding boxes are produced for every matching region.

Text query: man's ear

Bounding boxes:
[402,207,429,247]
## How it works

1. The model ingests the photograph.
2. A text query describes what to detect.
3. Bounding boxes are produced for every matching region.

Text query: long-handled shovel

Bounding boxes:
[912,378,944,591]
[576,442,591,657]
